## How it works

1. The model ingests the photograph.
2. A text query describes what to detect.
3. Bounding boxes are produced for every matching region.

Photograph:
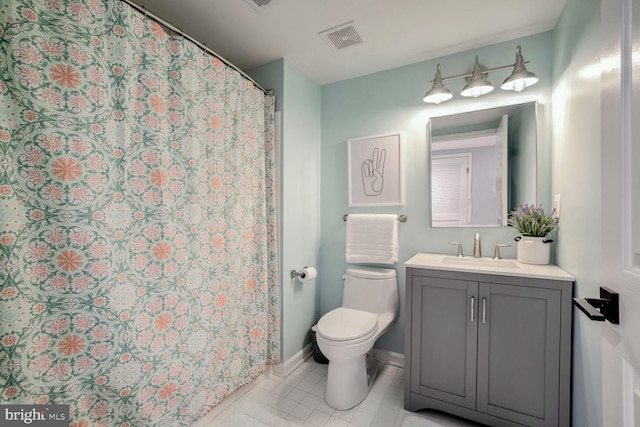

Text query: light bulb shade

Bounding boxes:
[423,64,453,104]
[501,45,538,92]
[460,57,493,97]
[423,87,453,104]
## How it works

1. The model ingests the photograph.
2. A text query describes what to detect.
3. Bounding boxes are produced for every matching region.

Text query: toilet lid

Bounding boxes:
[317,307,377,341]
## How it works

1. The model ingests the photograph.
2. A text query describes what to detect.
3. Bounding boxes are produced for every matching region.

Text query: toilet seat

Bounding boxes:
[317,307,377,343]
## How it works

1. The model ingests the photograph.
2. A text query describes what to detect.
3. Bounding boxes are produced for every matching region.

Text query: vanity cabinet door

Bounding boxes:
[477,282,561,427]
[410,276,478,409]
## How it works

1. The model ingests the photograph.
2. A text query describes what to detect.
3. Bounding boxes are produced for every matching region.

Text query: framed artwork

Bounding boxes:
[347,132,404,206]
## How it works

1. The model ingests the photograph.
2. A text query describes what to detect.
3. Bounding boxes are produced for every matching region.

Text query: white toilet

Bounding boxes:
[315,266,398,410]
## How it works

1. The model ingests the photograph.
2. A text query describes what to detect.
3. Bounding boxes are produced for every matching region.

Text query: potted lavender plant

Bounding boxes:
[507,204,559,264]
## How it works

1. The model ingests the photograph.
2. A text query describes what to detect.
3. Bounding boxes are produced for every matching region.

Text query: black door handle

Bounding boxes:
[573,286,619,325]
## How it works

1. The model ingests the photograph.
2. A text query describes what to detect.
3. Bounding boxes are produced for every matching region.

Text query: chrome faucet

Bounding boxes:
[473,233,481,258]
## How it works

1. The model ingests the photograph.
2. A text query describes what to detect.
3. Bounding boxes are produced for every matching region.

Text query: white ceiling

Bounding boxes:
[131,0,566,85]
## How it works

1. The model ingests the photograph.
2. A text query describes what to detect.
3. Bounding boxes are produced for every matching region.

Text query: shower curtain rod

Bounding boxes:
[120,0,269,96]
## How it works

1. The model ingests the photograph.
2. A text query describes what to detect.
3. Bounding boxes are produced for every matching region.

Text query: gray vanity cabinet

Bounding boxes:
[405,266,573,427]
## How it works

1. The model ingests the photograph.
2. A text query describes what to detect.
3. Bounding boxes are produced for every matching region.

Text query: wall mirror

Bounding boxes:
[430,102,537,228]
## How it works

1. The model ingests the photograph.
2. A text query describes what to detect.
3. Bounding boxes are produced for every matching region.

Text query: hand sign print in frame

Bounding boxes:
[347,132,404,207]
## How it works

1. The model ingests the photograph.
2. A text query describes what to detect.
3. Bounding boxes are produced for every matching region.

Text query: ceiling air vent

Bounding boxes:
[319,21,363,50]
[244,0,274,11]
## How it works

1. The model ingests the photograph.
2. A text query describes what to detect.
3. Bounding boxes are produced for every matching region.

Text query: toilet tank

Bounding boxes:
[342,266,398,316]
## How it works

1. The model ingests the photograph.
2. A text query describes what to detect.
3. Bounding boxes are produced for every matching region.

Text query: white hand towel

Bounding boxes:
[346,214,398,264]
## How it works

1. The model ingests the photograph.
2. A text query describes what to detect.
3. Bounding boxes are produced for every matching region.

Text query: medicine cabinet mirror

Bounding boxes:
[430,102,537,228]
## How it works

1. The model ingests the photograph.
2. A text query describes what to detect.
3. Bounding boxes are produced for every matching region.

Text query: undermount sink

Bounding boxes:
[442,256,519,269]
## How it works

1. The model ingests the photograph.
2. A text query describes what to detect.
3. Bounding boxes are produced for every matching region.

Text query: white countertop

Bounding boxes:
[405,252,575,281]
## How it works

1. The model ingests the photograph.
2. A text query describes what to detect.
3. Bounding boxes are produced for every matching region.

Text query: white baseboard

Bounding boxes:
[373,349,405,369]
[273,346,403,376]
[271,343,313,378]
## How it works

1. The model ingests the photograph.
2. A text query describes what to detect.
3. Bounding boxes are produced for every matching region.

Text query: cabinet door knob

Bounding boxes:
[470,296,475,322]
[482,298,487,324]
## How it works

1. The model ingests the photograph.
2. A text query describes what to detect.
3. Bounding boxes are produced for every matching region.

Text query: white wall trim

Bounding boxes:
[274,346,403,377]
[373,349,405,369]
[272,343,313,378]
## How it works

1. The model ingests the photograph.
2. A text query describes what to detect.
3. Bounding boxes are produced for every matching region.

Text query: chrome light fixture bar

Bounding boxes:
[423,45,538,104]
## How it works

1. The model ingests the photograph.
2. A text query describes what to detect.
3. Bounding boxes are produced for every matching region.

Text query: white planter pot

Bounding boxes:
[516,236,551,265]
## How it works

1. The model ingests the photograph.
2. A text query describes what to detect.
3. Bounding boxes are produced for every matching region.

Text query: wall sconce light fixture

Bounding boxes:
[423,45,538,104]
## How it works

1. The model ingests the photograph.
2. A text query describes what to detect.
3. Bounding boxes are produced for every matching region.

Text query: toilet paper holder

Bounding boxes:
[290,267,317,281]
[291,267,309,279]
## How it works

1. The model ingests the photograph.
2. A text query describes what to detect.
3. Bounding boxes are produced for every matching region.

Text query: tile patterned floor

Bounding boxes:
[206,360,484,426]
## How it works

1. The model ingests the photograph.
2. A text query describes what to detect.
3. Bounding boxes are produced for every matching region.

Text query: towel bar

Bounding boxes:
[343,214,407,222]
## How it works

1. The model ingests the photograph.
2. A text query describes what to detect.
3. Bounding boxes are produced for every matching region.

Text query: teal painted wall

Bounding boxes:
[250,59,322,361]
[248,59,284,112]
[551,0,603,425]
[320,32,554,354]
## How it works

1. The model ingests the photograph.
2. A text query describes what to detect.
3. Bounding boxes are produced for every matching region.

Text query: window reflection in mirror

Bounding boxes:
[430,102,537,228]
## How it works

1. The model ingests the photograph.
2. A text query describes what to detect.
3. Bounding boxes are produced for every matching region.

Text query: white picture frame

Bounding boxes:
[347,132,404,207]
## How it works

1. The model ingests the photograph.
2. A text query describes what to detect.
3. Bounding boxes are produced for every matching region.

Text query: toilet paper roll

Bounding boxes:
[298,267,317,283]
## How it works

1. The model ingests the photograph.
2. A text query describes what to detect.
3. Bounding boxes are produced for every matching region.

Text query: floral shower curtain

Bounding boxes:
[0,0,280,425]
